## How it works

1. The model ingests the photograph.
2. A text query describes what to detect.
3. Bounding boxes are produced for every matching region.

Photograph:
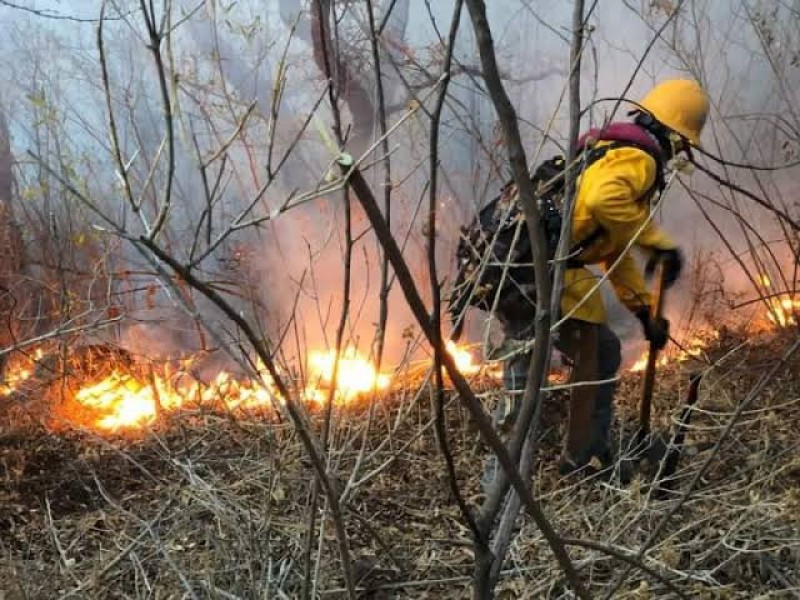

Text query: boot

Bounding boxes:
[559,450,635,485]
[600,449,635,485]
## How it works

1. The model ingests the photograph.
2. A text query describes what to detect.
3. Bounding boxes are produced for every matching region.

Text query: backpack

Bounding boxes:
[449,139,665,327]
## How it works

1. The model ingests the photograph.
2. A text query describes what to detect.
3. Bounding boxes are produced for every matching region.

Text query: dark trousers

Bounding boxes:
[498,318,622,462]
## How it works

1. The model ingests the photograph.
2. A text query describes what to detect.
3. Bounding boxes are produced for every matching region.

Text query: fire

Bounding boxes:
[755,271,799,327]
[0,348,44,397]
[0,364,33,396]
[66,364,283,432]
[766,295,800,327]
[446,341,481,375]
[628,333,715,373]
[73,371,174,430]
[205,369,276,411]
[54,346,392,432]
[5,341,497,434]
[64,342,495,431]
[626,272,796,371]
[2,340,507,434]
[629,353,668,373]
[305,348,390,403]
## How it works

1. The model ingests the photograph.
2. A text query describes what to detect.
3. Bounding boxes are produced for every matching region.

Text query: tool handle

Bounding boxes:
[638,261,668,441]
[655,372,702,498]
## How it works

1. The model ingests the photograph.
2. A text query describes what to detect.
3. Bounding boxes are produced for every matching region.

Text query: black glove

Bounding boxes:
[635,307,670,351]
[645,248,683,289]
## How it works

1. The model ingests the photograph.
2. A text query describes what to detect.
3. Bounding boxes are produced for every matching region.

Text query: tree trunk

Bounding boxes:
[0,110,24,372]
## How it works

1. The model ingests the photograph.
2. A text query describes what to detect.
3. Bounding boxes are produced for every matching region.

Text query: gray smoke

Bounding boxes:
[0,0,797,368]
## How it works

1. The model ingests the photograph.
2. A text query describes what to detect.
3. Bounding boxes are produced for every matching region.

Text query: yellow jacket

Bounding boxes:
[561,144,676,324]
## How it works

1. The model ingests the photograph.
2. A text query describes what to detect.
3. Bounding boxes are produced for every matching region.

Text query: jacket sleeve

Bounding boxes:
[602,252,650,312]
[583,147,677,252]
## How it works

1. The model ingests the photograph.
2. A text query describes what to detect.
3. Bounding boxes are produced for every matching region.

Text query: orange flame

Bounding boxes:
[757,272,799,327]
[73,372,172,430]
[766,295,800,327]
[304,348,390,404]
[628,333,715,373]
[446,341,481,375]
[0,348,44,397]
[63,347,393,431]
[629,353,666,373]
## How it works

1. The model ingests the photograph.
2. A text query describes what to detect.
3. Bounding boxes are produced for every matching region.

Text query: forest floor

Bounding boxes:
[1,327,798,599]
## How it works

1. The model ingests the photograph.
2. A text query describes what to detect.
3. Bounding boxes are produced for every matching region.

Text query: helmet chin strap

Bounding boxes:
[632,111,690,160]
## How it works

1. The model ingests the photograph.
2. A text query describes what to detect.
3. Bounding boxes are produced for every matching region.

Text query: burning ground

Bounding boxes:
[0,325,798,598]
[0,341,488,435]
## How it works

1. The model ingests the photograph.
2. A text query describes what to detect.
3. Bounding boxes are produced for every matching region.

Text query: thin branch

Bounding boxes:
[488,0,587,585]
[425,0,481,549]
[0,0,133,22]
[603,335,800,597]
[691,159,800,232]
[139,1,176,241]
[562,537,688,599]
[98,1,138,220]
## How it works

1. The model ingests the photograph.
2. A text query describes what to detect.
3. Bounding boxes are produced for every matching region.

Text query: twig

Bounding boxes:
[365,0,395,374]
[604,335,800,598]
[92,478,199,600]
[135,0,175,240]
[198,582,245,600]
[60,508,168,598]
[139,236,355,598]
[44,498,80,585]
[691,160,800,232]
[319,563,568,595]
[97,1,137,217]
[0,0,133,22]
[563,537,688,599]
[425,0,482,549]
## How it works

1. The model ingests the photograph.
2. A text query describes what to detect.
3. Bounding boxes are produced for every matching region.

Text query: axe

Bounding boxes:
[636,260,668,449]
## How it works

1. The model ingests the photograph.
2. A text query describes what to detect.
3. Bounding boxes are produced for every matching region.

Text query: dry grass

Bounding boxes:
[1,328,798,599]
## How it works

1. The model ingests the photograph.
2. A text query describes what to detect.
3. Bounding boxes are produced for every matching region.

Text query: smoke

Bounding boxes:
[0,0,797,371]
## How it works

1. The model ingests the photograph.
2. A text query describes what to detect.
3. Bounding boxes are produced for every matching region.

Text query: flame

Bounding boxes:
[62,348,392,432]
[73,371,166,430]
[1,337,516,434]
[629,354,647,373]
[61,343,506,431]
[446,341,481,375]
[766,294,800,327]
[756,272,799,327]
[65,363,286,432]
[0,348,44,397]
[202,368,277,411]
[0,365,33,396]
[305,348,390,403]
[628,333,715,373]
[629,353,668,373]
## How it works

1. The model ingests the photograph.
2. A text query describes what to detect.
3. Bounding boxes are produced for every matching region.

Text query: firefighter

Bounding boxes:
[488,79,709,485]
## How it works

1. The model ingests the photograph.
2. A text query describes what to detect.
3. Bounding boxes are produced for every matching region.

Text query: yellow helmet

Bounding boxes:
[639,79,709,146]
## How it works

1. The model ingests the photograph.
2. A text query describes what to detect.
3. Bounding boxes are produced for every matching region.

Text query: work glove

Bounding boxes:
[645,247,683,289]
[635,307,670,351]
